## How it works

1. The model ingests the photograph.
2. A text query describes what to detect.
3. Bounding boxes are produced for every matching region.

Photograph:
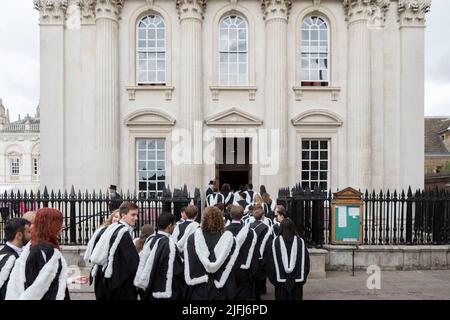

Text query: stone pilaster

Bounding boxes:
[175,0,207,192]
[260,0,291,194]
[94,0,123,189]
[398,0,431,190]
[34,0,67,190]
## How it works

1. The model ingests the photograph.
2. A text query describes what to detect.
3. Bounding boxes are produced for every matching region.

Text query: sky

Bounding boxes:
[0,0,448,121]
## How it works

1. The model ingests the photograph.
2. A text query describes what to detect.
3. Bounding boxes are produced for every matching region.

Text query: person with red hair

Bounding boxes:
[5,208,69,300]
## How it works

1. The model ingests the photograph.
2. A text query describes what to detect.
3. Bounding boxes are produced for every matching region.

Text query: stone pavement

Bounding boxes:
[69,270,450,300]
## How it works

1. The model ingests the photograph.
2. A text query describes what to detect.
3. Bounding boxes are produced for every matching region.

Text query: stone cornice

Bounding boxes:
[33,0,68,25]
[261,0,293,21]
[398,0,431,27]
[176,0,208,21]
[95,0,123,21]
[79,0,96,24]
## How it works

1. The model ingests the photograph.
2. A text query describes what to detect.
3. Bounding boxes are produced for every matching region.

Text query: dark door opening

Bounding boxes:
[218,170,249,192]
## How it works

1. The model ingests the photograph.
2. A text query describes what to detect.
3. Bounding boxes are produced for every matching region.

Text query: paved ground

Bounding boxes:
[69,270,450,300]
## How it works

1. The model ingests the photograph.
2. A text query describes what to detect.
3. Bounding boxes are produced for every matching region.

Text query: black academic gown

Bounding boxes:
[184,230,237,300]
[103,226,139,300]
[140,233,184,300]
[175,220,194,242]
[25,243,70,300]
[88,227,108,300]
[0,245,19,300]
[225,222,257,300]
[268,236,310,300]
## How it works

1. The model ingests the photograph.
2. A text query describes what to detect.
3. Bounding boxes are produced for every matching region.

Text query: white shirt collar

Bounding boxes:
[158,230,171,238]
[119,220,134,236]
[6,242,23,256]
[186,219,196,222]
[231,220,241,224]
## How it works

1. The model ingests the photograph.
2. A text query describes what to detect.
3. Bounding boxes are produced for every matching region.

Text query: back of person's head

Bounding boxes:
[22,211,36,224]
[262,192,272,204]
[279,218,298,241]
[135,224,155,253]
[201,206,224,234]
[221,183,230,194]
[5,218,30,242]
[185,205,198,220]
[119,201,139,216]
[252,204,264,220]
[157,212,176,230]
[253,194,263,205]
[248,184,253,190]
[260,185,267,195]
[229,205,244,221]
[214,202,225,213]
[239,191,246,200]
[32,208,63,249]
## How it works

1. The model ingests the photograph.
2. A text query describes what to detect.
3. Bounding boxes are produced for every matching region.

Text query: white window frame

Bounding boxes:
[136,15,166,85]
[136,138,166,198]
[300,139,330,191]
[10,158,20,176]
[219,15,249,86]
[300,16,329,85]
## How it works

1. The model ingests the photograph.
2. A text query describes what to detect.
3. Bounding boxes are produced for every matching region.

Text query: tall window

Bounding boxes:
[301,140,329,190]
[137,139,166,197]
[137,15,166,84]
[10,158,20,176]
[219,15,248,86]
[33,158,39,175]
[301,16,329,86]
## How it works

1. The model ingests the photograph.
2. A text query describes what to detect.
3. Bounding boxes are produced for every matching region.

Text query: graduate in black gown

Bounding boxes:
[269,218,310,300]
[272,205,287,236]
[0,218,31,300]
[184,206,240,300]
[172,205,200,253]
[134,213,184,300]
[248,204,274,300]
[224,205,258,300]
[83,210,121,300]
[6,208,69,300]
[90,202,139,300]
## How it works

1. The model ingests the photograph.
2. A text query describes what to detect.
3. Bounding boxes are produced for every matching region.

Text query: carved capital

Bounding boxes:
[398,0,431,27]
[95,0,123,21]
[79,0,96,24]
[261,0,293,21]
[34,0,68,25]
[176,0,207,21]
[344,0,391,26]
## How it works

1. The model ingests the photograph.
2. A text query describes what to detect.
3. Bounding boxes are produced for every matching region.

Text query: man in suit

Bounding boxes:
[108,184,123,213]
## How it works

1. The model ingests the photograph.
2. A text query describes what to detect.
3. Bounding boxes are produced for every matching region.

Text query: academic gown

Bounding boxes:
[268,236,310,300]
[184,229,238,300]
[0,245,19,300]
[225,222,257,300]
[87,227,108,300]
[174,220,194,242]
[104,226,139,300]
[135,233,184,300]
[25,243,70,300]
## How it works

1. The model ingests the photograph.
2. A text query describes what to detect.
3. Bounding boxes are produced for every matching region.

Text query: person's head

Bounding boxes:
[253,194,263,205]
[185,205,198,220]
[221,183,230,194]
[135,224,155,253]
[157,212,176,234]
[208,180,215,188]
[248,184,253,190]
[102,209,120,228]
[261,192,272,204]
[259,185,267,195]
[214,202,225,214]
[279,218,298,241]
[109,184,117,193]
[275,205,287,222]
[5,218,31,247]
[119,202,139,226]
[239,192,246,200]
[229,205,244,221]
[180,207,187,220]
[32,208,63,249]
[201,206,224,234]
[252,204,264,221]
[22,211,36,224]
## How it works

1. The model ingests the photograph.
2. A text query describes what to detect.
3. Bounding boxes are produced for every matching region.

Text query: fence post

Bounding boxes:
[43,186,49,208]
[69,186,76,244]
[194,188,202,222]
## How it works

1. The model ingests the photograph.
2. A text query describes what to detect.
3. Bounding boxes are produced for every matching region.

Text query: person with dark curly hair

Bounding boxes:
[183,206,240,300]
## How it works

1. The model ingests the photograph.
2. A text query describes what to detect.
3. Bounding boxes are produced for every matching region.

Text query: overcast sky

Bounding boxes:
[0,0,449,121]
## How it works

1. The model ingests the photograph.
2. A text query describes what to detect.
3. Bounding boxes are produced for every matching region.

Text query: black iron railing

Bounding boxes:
[277,185,450,247]
[0,185,201,245]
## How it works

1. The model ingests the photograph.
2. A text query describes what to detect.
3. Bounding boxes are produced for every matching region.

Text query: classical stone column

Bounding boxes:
[94,0,122,190]
[260,0,291,195]
[369,0,390,191]
[34,0,67,191]
[175,0,206,192]
[343,0,373,191]
[398,0,431,190]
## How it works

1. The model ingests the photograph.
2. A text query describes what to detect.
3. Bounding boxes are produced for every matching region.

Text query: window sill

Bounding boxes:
[126,85,174,101]
[292,86,341,102]
[209,86,257,101]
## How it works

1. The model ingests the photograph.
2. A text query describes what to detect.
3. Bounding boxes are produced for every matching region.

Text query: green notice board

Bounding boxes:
[332,205,362,244]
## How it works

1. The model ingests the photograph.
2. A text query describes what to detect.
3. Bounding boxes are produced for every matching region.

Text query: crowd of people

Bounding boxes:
[0,183,310,300]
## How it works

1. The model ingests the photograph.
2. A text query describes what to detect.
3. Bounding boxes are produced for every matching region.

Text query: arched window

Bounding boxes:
[219,15,248,86]
[301,16,329,86]
[137,15,166,84]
